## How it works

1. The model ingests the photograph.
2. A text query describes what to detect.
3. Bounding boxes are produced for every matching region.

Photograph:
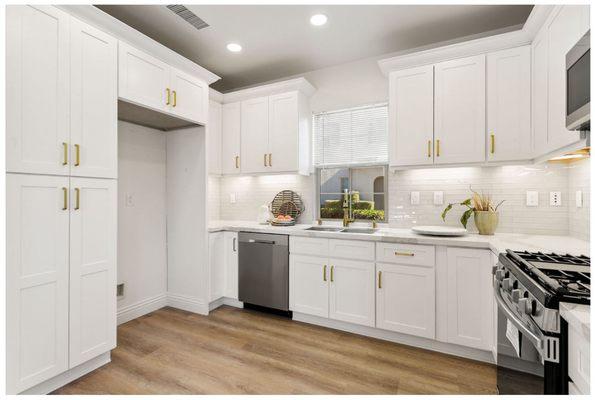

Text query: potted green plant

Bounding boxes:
[441,190,504,235]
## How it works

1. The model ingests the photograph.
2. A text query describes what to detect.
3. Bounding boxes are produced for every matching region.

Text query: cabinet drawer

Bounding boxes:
[329,239,375,261]
[290,237,328,257]
[568,323,590,395]
[376,242,435,267]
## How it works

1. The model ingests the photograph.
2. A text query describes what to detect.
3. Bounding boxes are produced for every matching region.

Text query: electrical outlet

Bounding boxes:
[526,191,538,207]
[229,193,236,204]
[576,190,583,208]
[433,191,444,205]
[549,191,562,206]
[410,191,420,205]
[125,193,134,207]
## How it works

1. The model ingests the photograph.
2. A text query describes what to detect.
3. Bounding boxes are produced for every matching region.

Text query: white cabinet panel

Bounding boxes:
[208,101,222,175]
[221,102,242,175]
[487,46,531,162]
[376,263,435,339]
[170,67,207,124]
[6,5,70,176]
[568,323,590,394]
[434,55,486,165]
[240,97,269,174]
[446,247,493,350]
[376,242,435,267]
[268,92,299,172]
[290,237,329,257]
[118,41,170,113]
[389,65,434,166]
[6,174,69,393]
[69,178,117,368]
[209,232,225,302]
[70,17,117,179]
[290,255,328,317]
[224,232,239,300]
[329,259,375,327]
[329,239,375,261]
[532,28,549,157]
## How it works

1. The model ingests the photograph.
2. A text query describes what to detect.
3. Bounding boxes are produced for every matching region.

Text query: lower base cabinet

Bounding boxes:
[209,231,239,302]
[289,255,329,317]
[223,232,239,300]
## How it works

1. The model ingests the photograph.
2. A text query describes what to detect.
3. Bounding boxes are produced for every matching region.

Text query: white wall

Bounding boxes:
[117,121,167,314]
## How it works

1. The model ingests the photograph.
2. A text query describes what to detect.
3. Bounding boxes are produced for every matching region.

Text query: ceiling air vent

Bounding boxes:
[166,5,209,31]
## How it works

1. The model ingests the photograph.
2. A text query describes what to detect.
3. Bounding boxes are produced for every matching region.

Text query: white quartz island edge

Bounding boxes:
[209,220,590,256]
[561,302,590,340]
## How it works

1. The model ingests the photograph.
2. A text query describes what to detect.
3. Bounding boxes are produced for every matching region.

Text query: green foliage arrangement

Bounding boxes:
[441,189,505,229]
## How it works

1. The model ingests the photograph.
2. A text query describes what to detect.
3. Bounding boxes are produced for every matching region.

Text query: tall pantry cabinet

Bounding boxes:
[6,5,118,394]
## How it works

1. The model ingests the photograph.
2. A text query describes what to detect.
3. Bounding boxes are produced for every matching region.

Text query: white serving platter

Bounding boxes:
[411,225,468,237]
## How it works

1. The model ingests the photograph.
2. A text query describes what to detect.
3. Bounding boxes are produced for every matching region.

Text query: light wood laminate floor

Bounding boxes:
[54,306,496,394]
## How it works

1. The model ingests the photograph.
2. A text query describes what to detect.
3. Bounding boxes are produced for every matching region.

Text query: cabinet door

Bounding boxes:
[389,65,434,166]
[546,5,588,152]
[446,247,493,350]
[487,46,531,162]
[208,101,222,175]
[6,5,70,176]
[241,96,269,174]
[209,232,225,301]
[329,259,375,327]
[224,232,239,300]
[268,92,299,172]
[70,17,118,179]
[532,28,549,157]
[69,178,117,368]
[170,67,208,124]
[289,255,328,317]
[118,41,170,113]
[221,102,242,175]
[435,55,486,164]
[6,174,69,393]
[376,263,435,339]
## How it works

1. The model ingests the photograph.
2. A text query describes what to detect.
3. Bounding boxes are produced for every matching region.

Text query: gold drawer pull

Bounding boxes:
[268,153,272,167]
[323,265,327,281]
[330,266,334,282]
[490,134,495,154]
[395,251,414,257]
[74,144,80,166]
[235,155,240,169]
[378,271,382,289]
[436,139,440,157]
[264,153,268,167]
[62,142,68,166]
[427,140,432,158]
[62,187,68,210]
[173,90,177,107]
[166,88,171,105]
[74,188,80,210]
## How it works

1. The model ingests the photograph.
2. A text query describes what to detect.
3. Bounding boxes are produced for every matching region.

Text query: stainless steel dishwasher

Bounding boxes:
[238,232,289,312]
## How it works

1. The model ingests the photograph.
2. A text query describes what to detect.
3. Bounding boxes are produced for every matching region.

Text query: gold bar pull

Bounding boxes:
[490,134,495,154]
[264,153,268,167]
[378,271,382,289]
[268,153,272,167]
[395,251,415,257]
[235,155,240,169]
[323,265,327,282]
[427,140,432,158]
[173,90,177,107]
[62,142,68,166]
[436,139,440,157]
[62,187,68,210]
[166,88,171,105]
[74,144,80,166]
[74,188,80,210]
[330,266,334,282]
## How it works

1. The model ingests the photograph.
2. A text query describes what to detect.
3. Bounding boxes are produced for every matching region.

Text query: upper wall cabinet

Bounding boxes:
[6,6,117,179]
[486,46,531,162]
[221,102,242,175]
[208,100,223,175]
[241,96,270,174]
[118,41,208,125]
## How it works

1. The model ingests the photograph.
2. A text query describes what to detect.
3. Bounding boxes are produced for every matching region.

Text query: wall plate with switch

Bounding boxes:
[229,193,236,204]
[526,191,538,207]
[549,191,562,206]
[433,191,444,205]
[410,191,420,205]
[576,190,583,208]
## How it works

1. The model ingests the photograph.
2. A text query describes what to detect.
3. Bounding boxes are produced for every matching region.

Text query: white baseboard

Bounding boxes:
[117,293,168,325]
[19,352,111,395]
[167,292,209,315]
[209,297,244,311]
[293,312,495,364]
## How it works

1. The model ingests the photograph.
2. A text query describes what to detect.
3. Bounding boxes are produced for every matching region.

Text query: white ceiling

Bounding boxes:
[97,4,533,92]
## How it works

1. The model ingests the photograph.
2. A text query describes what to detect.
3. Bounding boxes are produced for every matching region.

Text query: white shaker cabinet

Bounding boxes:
[446,247,493,351]
[223,232,239,300]
[6,174,70,393]
[70,17,118,179]
[241,96,270,174]
[69,178,117,368]
[329,259,375,327]
[268,92,299,173]
[221,102,242,175]
[6,5,70,176]
[532,28,549,157]
[486,46,531,162]
[389,65,434,166]
[289,255,329,318]
[208,100,222,175]
[169,67,208,125]
[209,232,226,301]
[434,55,486,165]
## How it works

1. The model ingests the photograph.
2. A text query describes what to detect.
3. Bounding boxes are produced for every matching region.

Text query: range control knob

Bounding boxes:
[495,270,505,281]
[511,289,522,303]
[502,278,512,291]
[518,298,531,314]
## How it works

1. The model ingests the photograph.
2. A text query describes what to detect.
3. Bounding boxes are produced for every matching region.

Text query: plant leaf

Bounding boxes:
[441,203,453,221]
[460,198,472,207]
[460,209,474,229]
[494,199,505,211]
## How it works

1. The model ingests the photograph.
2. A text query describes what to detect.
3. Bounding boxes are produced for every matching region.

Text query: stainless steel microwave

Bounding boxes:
[566,30,590,131]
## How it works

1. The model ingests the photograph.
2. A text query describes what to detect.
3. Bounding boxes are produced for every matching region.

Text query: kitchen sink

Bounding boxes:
[340,228,378,234]
[305,226,378,234]
[305,226,344,232]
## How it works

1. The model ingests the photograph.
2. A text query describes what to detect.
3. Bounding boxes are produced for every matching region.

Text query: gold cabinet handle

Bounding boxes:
[268,153,272,167]
[427,139,432,158]
[74,144,80,166]
[395,251,414,257]
[436,139,440,157]
[173,90,177,107]
[166,88,171,105]
[330,266,334,282]
[62,187,68,210]
[264,153,268,167]
[235,155,240,169]
[490,134,495,154]
[74,188,80,210]
[323,265,327,282]
[62,142,68,166]
[378,271,382,289]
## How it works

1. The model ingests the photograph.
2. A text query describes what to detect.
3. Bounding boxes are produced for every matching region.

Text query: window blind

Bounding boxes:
[313,103,388,167]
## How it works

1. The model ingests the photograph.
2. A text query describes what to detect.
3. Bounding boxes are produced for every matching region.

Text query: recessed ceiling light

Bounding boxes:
[310,14,327,26]
[226,43,242,53]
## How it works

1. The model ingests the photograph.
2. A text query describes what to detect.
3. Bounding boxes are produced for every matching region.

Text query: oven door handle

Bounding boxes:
[494,281,543,351]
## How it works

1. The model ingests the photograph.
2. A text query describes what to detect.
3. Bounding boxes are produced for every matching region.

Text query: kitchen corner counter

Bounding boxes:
[561,302,590,340]
[208,220,590,256]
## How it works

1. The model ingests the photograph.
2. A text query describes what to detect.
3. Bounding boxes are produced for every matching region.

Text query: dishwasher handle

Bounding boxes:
[248,239,276,245]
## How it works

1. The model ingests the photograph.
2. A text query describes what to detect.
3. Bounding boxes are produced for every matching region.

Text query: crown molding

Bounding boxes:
[209,88,224,103]
[221,77,316,104]
[57,5,220,85]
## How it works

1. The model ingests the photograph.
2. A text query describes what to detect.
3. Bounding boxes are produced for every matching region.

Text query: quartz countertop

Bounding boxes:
[208,220,590,256]
[560,302,590,341]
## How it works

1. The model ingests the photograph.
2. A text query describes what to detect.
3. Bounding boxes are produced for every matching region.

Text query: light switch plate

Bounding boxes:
[549,191,562,206]
[410,191,420,205]
[526,191,538,207]
[433,191,444,205]
[229,193,236,204]
[576,190,583,208]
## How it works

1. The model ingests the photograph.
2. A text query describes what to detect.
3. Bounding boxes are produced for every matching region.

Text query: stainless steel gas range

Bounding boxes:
[493,250,590,394]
